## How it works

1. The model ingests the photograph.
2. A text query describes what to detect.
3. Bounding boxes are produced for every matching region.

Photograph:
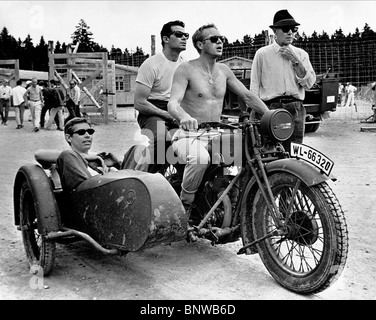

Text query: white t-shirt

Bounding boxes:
[11,85,27,106]
[136,52,184,101]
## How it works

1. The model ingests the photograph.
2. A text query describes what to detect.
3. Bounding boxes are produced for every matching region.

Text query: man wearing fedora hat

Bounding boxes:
[250,9,316,153]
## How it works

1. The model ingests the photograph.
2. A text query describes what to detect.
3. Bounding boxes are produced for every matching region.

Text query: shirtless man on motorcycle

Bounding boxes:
[167,23,269,218]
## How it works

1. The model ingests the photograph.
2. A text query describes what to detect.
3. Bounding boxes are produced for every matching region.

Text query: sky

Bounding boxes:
[1,0,375,60]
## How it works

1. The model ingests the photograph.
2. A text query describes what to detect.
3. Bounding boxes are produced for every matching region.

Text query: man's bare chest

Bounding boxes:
[189,72,227,99]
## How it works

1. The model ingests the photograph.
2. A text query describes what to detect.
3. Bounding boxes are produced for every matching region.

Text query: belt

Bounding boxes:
[29,100,40,102]
[264,96,302,105]
[198,122,221,129]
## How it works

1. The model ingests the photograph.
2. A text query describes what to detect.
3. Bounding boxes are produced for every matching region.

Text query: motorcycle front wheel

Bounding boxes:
[251,172,348,294]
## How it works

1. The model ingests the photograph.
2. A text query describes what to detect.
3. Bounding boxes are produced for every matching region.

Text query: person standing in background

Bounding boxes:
[65,80,81,123]
[0,79,12,125]
[44,80,64,131]
[11,79,27,129]
[23,78,44,132]
[250,9,316,153]
[344,82,357,108]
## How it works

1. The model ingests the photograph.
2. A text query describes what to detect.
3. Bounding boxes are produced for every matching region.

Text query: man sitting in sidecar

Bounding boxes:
[56,117,120,193]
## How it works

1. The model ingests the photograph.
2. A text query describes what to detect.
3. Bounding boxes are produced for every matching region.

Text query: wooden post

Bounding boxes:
[71,71,101,109]
[14,59,20,82]
[102,52,109,123]
[54,70,69,90]
[67,44,72,82]
[151,35,156,56]
[48,40,54,85]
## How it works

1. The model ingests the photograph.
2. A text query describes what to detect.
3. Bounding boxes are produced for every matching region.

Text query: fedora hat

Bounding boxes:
[269,9,300,28]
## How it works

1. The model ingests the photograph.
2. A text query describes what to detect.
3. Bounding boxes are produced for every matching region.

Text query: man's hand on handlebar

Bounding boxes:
[180,115,198,131]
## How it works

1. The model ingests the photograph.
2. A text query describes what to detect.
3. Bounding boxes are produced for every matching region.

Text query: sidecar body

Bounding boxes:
[13,150,187,274]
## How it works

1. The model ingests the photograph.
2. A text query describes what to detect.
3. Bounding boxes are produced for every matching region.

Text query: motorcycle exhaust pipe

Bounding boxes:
[198,225,239,239]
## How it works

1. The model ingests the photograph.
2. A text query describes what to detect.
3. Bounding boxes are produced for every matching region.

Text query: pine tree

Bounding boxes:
[71,19,98,52]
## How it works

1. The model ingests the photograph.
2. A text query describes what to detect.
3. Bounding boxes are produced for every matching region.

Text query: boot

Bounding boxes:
[183,203,198,242]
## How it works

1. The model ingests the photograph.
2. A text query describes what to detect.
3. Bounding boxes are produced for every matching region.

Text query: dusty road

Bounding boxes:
[0,103,375,301]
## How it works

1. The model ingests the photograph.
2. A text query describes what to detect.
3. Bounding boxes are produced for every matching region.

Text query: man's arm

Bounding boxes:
[167,64,198,131]
[39,89,44,104]
[250,51,262,97]
[74,87,80,104]
[134,82,174,121]
[23,89,29,103]
[225,66,269,115]
[281,47,316,89]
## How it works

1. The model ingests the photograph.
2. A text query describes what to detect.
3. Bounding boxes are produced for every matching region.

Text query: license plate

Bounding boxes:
[290,143,334,176]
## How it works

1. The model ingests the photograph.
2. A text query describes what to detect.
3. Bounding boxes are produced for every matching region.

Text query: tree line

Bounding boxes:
[0,19,150,71]
[1,19,375,85]
[222,23,376,86]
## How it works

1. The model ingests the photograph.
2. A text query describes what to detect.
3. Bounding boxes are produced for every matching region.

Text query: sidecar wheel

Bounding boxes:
[251,173,348,294]
[19,179,56,276]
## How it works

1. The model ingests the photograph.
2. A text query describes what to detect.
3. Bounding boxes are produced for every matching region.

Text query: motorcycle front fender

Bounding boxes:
[264,158,336,187]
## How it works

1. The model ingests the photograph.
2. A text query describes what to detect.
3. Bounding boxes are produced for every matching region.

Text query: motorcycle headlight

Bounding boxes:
[259,109,295,142]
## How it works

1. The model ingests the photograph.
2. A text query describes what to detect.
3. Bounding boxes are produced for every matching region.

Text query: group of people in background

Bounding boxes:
[0,77,81,132]
[338,82,357,108]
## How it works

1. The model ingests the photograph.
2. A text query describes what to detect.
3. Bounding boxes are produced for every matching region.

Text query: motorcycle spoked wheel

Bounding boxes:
[19,180,56,276]
[250,172,348,294]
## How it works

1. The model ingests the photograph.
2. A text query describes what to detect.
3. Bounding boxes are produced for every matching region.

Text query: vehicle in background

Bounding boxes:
[222,69,339,133]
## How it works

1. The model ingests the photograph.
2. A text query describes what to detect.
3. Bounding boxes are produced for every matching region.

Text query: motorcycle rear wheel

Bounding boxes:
[251,172,348,294]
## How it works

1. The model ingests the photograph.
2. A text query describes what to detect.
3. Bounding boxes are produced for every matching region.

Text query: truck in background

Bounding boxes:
[222,70,339,133]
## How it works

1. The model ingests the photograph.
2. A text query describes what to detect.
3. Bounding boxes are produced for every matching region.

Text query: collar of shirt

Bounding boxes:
[272,41,294,53]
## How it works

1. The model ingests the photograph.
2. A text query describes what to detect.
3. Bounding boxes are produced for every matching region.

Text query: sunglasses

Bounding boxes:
[280,26,299,33]
[72,129,95,136]
[169,31,189,39]
[202,35,226,43]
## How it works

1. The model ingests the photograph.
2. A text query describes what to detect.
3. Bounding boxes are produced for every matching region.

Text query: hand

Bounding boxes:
[279,46,299,64]
[165,113,177,123]
[180,115,198,131]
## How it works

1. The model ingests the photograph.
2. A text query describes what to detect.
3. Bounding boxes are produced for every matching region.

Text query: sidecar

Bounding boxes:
[13,150,187,275]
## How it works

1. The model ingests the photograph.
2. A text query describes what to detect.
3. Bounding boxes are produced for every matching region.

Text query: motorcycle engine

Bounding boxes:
[191,174,238,228]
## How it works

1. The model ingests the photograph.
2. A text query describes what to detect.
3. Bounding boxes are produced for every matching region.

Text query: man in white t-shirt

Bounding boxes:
[345,82,357,108]
[11,80,27,129]
[133,20,188,173]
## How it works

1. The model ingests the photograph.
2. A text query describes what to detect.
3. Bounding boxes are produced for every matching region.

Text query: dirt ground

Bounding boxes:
[0,101,375,301]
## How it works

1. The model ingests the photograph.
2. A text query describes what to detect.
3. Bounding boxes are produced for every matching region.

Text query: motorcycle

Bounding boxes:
[154,108,348,294]
[13,108,348,295]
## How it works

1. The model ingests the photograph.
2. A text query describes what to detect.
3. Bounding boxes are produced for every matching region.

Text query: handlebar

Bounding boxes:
[198,121,239,130]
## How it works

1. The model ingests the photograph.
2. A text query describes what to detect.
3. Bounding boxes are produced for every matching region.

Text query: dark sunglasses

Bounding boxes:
[169,31,189,39]
[280,26,299,33]
[202,35,226,43]
[72,128,95,136]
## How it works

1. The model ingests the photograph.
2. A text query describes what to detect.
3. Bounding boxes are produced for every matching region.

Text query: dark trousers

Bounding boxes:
[40,105,61,128]
[65,99,81,124]
[0,99,10,123]
[267,100,306,153]
[40,104,50,128]
[137,111,178,173]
